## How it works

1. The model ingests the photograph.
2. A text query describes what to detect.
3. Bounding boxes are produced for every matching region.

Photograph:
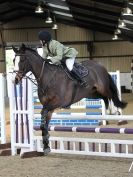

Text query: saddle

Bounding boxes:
[61,61,88,80]
[74,62,88,78]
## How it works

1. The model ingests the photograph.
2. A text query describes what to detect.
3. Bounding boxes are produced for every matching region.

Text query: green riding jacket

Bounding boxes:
[42,39,78,65]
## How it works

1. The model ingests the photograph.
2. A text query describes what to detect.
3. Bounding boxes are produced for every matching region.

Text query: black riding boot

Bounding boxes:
[71,67,87,87]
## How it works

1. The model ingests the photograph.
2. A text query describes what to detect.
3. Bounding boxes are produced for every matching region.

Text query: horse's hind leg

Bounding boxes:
[96,85,112,109]
[40,107,53,155]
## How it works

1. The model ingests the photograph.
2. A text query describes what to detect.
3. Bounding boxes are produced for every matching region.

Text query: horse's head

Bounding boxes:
[12,44,31,84]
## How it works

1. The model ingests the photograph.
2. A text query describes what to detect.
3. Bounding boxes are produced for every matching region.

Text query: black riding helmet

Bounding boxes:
[38,30,52,42]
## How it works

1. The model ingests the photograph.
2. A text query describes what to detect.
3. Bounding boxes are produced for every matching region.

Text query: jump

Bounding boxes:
[12,44,127,155]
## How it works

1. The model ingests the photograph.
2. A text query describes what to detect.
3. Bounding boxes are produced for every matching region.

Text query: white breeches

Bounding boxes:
[65,58,75,71]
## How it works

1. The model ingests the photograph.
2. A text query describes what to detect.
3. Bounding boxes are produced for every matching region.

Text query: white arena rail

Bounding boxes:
[0,73,6,144]
[35,136,133,158]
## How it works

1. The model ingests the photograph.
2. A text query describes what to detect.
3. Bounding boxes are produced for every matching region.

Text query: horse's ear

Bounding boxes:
[12,46,19,53]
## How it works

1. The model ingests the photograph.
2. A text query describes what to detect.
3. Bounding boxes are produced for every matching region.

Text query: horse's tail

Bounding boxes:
[108,74,127,109]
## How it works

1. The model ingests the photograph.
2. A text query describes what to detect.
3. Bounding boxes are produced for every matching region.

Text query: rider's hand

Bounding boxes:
[46,59,52,63]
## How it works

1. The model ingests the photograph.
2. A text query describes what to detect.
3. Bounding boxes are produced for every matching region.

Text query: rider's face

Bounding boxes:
[40,40,46,46]
[40,40,44,45]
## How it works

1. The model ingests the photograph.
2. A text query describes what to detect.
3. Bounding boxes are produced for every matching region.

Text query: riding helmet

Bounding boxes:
[38,30,52,42]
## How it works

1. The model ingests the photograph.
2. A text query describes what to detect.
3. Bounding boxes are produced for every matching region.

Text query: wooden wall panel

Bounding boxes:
[57,24,93,42]
[94,41,133,56]
[94,57,131,72]
[0,48,6,72]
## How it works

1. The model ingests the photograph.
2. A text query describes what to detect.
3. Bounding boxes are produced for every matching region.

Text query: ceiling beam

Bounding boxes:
[12,0,36,6]
[69,7,118,24]
[122,14,133,21]
[120,27,133,36]
[128,2,133,10]
[73,15,116,28]
[47,0,67,6]
[74,18,116,31]
[124,20,133,30]
[56,14,114,34]
[89,0,125,7]
[10,1,35,9]
[67,0,123,16]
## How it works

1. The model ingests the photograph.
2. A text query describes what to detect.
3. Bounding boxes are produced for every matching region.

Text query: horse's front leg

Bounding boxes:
[40,107,52,156]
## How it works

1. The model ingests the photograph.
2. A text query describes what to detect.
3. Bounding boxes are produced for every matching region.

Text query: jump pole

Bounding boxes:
[34,126,133,134]
[34,113,133,121]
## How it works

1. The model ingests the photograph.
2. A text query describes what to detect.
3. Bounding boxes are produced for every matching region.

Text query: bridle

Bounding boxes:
[13,53,46,83]
[13,50,58,95]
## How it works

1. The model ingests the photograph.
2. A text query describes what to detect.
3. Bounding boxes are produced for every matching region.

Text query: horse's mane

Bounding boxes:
[25,47,38,54]
[25,46,43,59]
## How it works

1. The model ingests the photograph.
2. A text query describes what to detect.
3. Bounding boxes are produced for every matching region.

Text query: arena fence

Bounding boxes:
[0,73,6,144]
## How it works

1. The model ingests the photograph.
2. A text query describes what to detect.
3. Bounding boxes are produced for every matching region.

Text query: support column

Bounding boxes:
[0,23,6,73]
[0,48,6,73]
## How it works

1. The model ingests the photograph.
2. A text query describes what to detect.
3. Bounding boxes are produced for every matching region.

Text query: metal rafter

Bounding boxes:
[0,0,130,38]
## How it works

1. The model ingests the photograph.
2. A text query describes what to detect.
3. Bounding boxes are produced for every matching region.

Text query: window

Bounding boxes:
[5,47,43,73]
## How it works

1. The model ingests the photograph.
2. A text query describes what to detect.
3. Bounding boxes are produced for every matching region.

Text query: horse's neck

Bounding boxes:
[27,51,44,80]
[27,51,63,87]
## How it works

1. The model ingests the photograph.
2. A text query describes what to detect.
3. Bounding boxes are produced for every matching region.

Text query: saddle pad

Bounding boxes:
[74,62,88,78]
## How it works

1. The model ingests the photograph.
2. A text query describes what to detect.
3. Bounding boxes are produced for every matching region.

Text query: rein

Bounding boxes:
[38,60,45,81]
[26,62,58,95]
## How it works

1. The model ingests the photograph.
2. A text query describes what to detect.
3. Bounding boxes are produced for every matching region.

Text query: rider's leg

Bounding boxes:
[66,58,87,86]
[65,58,75,71]
[71,66,87,86]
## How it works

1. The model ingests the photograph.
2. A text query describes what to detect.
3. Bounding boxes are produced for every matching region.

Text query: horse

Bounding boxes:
[12,44,127,155]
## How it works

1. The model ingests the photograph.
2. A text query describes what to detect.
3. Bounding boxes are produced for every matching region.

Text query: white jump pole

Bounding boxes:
[34,113,133,121]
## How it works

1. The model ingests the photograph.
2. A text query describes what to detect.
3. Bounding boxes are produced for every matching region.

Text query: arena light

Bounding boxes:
[115,29,121,34]
[122,7,132,15]
[52,24,58,30]
[35,5,44,13]
[45,17,53,23]
[35,1,44,13]
[118,20,126,28]
[45,10,53,23]
[112,34,118,40]
[52,16,58,30]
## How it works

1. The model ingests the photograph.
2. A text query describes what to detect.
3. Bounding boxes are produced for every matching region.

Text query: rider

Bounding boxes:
[38,30,87,87]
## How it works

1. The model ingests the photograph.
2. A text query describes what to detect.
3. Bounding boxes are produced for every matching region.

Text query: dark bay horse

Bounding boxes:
[12,44,127,155]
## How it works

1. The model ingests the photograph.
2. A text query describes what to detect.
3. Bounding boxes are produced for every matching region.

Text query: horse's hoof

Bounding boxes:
[44,147,51,156]
[117,120,128,125]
